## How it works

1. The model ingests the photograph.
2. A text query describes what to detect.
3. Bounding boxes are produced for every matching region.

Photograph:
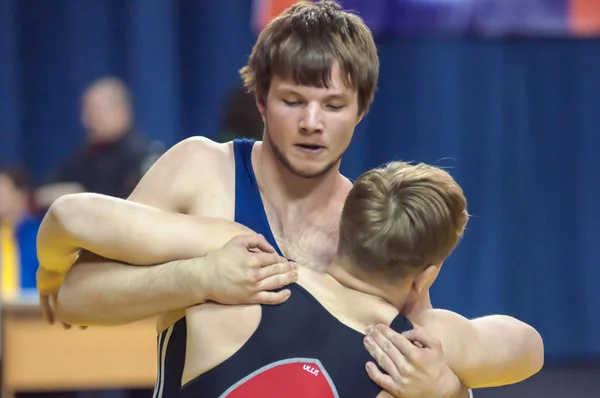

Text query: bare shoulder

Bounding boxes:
[159,136,232,172]
[128,136,234,211]
[165,136,234,189]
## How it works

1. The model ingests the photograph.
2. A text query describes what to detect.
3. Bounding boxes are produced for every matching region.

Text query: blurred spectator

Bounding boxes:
[216,85,264,142]
[0,166,40,299]
[36,77,161,207]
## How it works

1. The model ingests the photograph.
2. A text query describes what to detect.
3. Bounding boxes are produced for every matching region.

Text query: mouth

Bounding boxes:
[295,144,325,153]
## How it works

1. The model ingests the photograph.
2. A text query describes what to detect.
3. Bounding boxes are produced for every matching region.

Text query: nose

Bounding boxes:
[298,102,323,135]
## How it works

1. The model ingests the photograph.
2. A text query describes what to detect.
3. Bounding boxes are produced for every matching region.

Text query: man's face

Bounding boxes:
[259,63,363,179]
[81,86,129,143]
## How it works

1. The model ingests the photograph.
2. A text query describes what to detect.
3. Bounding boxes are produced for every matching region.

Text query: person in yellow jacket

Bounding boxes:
[0,166,41,299]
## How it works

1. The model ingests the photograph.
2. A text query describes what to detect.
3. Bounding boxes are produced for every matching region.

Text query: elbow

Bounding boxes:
[468,316,544,388]
[47,194,85,237]
[497,318,545,384]
[55,279,89,326]
[520,322,545,376]
[55,264,115,327]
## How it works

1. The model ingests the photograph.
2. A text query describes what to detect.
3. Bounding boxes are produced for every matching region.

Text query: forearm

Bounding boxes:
[56,252,207,326]
[45,193,252,266]
[41,194,255,326]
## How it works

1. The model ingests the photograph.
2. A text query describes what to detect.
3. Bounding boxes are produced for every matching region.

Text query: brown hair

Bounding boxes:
[240,0,379,115]
[337,161,468,281]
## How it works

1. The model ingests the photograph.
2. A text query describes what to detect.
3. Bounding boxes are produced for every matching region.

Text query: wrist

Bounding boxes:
[450,382,469,398]
[178,257,210,304]
[444,372,469,398]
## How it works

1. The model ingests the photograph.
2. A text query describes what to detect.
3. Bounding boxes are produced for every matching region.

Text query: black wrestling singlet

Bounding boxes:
[180,282,413,398]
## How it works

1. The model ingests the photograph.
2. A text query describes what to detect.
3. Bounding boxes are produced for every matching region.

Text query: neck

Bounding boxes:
[326,259,411,310]
[253,139,348,216]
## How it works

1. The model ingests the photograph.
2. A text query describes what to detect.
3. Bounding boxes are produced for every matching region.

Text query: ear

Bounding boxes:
[409,264,440,299]
[355,111,365,126]
[255,92,266,119]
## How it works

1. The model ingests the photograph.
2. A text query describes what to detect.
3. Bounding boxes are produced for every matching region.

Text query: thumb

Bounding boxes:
[402,326,439,349]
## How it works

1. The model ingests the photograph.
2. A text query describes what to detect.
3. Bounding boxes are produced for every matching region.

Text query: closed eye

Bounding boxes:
[283,99,301,106]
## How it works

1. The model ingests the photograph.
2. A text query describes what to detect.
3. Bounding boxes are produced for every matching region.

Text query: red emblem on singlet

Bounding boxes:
[219,358,339,398]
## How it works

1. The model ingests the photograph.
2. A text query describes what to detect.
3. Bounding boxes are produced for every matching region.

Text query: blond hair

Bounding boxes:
[240,0,379,115]
[338,161,468,280]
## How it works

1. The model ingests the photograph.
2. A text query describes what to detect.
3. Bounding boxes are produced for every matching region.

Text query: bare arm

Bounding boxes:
[37,193,253,275]
[58,251,211,326]
[38,138,238,326]
[41,194,254,326]
[411,309,544,388]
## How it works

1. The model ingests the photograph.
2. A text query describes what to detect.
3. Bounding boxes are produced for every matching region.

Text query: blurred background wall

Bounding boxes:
[1,0,599,397]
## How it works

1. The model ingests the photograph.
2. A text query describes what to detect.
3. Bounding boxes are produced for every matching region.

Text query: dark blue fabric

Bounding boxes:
[233,138,282,255]
[1,0,599,359]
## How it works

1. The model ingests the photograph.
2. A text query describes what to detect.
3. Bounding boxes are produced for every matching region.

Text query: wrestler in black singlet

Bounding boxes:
[180,281,413,397]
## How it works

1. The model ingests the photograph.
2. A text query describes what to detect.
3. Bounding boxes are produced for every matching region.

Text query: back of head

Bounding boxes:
[337,161,468,282]
[240,0,379,115]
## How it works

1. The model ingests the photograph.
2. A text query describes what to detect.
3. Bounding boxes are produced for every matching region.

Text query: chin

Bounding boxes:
[270,139,341,179]
[287,160,337,179]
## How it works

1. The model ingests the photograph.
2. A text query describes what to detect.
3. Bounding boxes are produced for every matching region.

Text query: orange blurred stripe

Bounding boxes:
[570,0,600,35]
[255,0,306,31]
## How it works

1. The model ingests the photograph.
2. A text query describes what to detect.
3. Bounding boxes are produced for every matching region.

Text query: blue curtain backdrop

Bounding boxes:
[1,0,599,360]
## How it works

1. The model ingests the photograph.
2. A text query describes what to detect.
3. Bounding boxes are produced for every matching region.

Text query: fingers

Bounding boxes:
[365,362,398,396]
[364,330,404,381]
[250,260,297,303]
[375,324,421,359]
[401,326,441,350]
[256,260,296,279]
[256,270,298,292]
[236,234,276,254]
[49,295,71,329]
[40,294,55,325]
[40,293,86,329]
[251,289,292,305]
[254,259,297,282]
[248,252,288,269]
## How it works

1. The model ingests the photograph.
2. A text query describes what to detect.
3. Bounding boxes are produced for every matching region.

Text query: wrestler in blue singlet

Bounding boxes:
[154,139,413,398]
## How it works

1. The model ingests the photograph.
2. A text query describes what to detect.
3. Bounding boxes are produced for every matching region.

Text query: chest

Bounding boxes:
[264,206,341,271]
